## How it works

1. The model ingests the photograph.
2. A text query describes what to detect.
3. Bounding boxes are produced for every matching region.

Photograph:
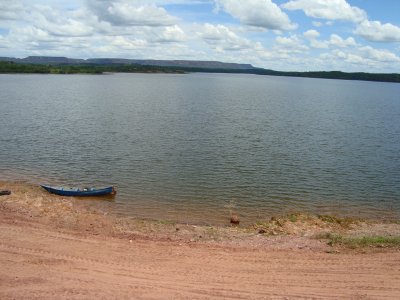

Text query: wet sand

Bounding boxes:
[1,181,400,299]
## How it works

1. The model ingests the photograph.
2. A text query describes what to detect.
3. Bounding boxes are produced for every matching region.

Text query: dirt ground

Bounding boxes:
[1,181,400,299]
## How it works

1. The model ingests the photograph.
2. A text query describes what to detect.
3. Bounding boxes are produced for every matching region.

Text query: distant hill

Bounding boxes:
[2,56,85,65]
[1,56,255,70]
[0,56,399,83]
[87,58,255,70]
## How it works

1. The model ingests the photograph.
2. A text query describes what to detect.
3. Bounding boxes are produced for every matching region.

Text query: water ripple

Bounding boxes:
[0,73,399,224]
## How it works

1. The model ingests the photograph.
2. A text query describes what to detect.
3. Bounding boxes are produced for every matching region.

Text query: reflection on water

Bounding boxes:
[0,73,399,224]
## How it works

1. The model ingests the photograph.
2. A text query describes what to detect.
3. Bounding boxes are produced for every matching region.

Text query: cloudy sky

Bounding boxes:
[1,0,400,72]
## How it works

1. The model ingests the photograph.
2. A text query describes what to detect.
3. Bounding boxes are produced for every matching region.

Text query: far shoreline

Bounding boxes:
[1,60,400,83]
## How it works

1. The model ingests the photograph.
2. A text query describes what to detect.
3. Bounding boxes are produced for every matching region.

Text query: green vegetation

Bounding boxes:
[317,215,359,229]
[288,214,298,223]
[252,69,400,83]
[0,61,185,74]
[252,213,367,237]
[154,66,400,83]
[1,60,399,83]
[317,232,400,249]
[156,219,176,226]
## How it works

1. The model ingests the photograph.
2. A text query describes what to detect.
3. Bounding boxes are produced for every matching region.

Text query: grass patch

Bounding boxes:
[156,219,176,226]
[317,215,359,229]
[288,214,298,223]
[317,232,400,248]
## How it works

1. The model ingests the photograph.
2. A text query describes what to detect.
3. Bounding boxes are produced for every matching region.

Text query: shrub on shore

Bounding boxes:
[316,232,400,249]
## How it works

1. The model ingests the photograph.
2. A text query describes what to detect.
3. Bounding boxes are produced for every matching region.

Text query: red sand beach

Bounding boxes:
[1,181,400,299]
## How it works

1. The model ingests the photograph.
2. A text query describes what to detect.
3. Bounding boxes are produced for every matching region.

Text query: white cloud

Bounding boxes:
[10,26,53,44]
[199,23,258,51]
[92,34,196,60]
[152,25,186,43]
[320,45,400,72]
[309,40,328,49]
[30,5,94,37]
[286,1,400,43]
[0,33,14,49]
[274,35,308,53]
[305,32,357,49]
[303,29,328,48]
[5,24,93,57]
[87,0,178,27]
[324,50,364,65]
[283,0,366,23]
[0,0,399,73]
[329,34,356,48]
[358,46,400,63]
[216,0,297,30]
[303,29,319,39]
[355,20,400,42]
[0,0,24,20]
[0,1,188,58]
[312,21,322,27]
[108,36,148,50]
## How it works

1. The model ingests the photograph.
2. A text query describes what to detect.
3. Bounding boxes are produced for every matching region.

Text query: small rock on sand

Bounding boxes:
[230,215,240,225]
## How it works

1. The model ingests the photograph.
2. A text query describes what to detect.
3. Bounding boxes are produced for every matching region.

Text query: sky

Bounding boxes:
[0,0,400,72]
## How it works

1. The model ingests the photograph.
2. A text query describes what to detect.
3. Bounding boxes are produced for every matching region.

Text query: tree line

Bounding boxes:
[1,61,399,83]
[0,61,184,74]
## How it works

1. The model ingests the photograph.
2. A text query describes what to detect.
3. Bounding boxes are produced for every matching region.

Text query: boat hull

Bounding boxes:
[41,185,116,197]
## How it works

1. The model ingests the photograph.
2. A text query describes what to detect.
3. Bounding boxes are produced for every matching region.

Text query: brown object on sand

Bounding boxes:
[0,190,11,196]
[230,214,240,225]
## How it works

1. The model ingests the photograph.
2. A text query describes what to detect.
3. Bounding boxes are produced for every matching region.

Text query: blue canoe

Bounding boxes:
[41,185,116,197]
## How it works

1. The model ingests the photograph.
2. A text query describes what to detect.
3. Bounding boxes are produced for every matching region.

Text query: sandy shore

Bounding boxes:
[1,181,400,299]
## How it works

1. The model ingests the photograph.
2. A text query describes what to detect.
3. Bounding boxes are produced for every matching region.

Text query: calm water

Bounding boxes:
[1,73,399,224]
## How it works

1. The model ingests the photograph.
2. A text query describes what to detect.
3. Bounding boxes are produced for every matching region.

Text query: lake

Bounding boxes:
[0,73,399,224]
